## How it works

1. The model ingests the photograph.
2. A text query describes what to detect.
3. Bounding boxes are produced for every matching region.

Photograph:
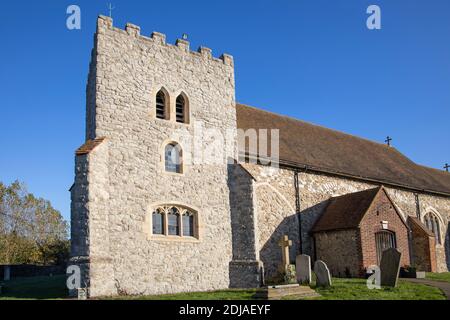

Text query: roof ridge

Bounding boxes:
[417,163,450,175]
[236,103,402,151]
[330,186,381,200]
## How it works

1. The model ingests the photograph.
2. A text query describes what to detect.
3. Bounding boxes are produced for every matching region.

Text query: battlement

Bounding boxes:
[96,15,233,67]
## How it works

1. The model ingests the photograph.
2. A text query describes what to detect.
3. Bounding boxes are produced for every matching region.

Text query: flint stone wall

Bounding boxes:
[241,164,449,276]
[72,15,237,297]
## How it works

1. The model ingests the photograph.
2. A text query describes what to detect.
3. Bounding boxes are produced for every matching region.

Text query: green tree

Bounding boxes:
[0,181,69,265]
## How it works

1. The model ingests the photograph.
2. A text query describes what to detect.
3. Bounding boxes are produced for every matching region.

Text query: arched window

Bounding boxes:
[167,207,180,236]
[176,94,186,123]
[165,143,182,173]
[424,212,442,245]
[152,208,165,235]
[156,90,168,120]
[182,210,195,237]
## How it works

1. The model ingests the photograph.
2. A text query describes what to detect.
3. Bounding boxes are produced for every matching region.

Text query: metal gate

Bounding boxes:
[375,230,396,264]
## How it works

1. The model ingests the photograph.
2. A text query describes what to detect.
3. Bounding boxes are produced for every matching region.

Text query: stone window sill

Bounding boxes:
[149,235,200,243]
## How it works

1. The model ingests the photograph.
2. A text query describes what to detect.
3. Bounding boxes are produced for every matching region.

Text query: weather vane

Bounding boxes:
[107,3,115,18]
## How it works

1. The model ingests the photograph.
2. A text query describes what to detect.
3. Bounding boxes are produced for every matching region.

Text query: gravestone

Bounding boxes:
[296,254,311,285]
[380,248,401,287]
[314,260,332,287]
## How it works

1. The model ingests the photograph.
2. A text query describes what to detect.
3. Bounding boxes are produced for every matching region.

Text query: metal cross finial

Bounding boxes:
[107,3,115,18]
[385,136,392,147]
[444,163,450,172]
[182,33,188,40]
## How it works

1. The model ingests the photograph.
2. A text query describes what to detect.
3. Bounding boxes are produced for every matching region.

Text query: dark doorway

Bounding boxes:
[375,230,397,264]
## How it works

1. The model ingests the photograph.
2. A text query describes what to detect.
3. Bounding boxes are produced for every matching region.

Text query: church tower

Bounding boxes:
[70,15,241,297]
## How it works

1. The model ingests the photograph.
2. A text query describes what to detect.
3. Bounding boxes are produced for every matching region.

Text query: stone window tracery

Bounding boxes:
[150,205,197,239]
[424,212,442,245]
[152,208,165,235]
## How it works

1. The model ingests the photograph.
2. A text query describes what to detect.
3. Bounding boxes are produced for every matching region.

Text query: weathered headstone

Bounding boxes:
[3,266,10,281]
[314,260,332,287]
[284,264,297,284]
[380,248,401,287]
[296,254,311,285]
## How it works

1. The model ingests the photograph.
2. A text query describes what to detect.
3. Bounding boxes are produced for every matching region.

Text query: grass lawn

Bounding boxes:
[0,275,445,300]
[0,275,68,300]
[108,278,445,300]
[103,289,260,300]
[296,278,446,300]
[426,272,450,283]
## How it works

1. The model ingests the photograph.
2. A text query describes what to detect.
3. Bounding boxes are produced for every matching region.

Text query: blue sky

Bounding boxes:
[1,0,449,222]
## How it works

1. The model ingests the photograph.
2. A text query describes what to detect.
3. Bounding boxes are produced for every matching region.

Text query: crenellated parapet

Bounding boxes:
[96,15,233,67]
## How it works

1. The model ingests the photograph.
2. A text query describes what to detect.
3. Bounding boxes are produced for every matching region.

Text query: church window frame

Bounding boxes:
[155,88,170,120]
[164,142,183,174]
[148,205,199,240]
[175,92,189,124]
[423,211,442,245]
[152,208,165,235]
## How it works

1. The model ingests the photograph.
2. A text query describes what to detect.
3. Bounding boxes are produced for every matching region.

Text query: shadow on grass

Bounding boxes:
[0,275,68,300]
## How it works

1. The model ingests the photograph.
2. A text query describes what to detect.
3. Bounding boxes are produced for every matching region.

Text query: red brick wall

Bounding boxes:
[359,190,411,271]
[408,217,437,272]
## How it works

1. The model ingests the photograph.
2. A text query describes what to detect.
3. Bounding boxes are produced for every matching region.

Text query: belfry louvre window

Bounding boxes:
[176,95,185,123]
[156,90,167,119]
[375,230,397,264]
[424,212,442,245]
[150,205,198,238]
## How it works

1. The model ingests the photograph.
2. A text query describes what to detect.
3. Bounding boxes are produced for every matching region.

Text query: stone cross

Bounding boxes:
[278,235,292,268]
[444,163,449,172]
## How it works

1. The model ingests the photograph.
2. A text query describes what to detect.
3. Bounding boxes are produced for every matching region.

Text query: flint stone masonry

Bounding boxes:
[71,15,450,297]
[72,16,237,297]
[239,164,449,276]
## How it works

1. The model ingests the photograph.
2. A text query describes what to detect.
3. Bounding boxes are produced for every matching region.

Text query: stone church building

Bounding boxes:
[70,16,450,297]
